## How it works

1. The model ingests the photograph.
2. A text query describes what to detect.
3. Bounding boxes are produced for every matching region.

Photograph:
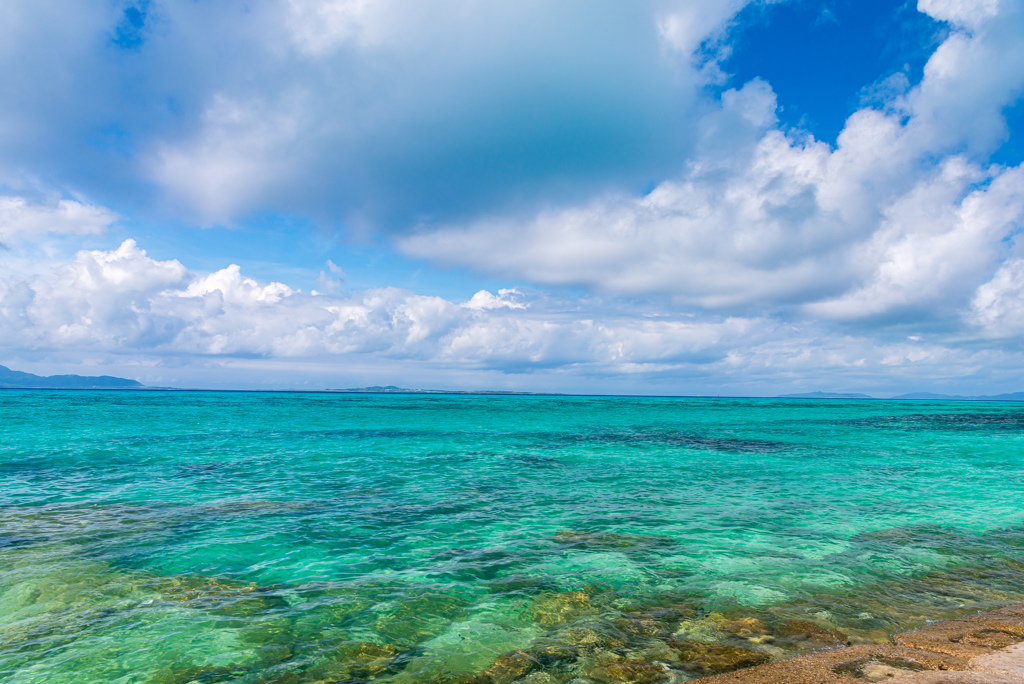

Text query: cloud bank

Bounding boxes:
[0,0,750,227]
[1,238,1021,393]
[1,0,1023,394]
[402,1,1024,331]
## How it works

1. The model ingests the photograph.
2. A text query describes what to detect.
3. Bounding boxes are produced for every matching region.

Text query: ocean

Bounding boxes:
[1,391,1022,683]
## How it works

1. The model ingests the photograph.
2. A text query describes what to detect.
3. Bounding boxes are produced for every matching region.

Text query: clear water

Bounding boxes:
[1,391,1023,683]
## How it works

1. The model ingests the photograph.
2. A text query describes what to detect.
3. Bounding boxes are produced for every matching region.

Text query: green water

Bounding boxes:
[1,392,1023,683]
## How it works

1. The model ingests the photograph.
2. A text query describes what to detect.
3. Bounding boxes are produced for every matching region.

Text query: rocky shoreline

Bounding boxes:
[698,603,1024,683]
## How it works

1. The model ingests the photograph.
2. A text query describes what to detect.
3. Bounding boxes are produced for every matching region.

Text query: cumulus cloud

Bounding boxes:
[401,0,1024,327]
[6,239,1024,394]
[0,240,755,370]
[970,257,1024,338]
[2,0,1024,394]
[0,238,783,379]
[462,288,525,311]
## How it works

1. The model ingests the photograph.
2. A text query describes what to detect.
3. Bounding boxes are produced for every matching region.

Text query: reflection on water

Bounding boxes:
[1,393,1023,682]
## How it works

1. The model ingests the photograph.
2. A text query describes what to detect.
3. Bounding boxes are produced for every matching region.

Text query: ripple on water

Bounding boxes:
[1,394,1023,683]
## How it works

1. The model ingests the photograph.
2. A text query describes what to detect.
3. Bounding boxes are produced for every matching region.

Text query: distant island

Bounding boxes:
[890,391,1024,401]
[778,391,874,399]
[2,365,1022,400]
[330,386,560,395]
[779,390,1024,401]
[0,364,144,389]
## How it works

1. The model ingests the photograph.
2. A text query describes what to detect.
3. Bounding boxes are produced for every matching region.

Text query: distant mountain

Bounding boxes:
[891,391,1024,401]
[778,391,875,399]
[0,364,144,389]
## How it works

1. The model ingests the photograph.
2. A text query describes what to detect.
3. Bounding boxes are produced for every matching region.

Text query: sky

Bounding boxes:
[1,0,1024,395]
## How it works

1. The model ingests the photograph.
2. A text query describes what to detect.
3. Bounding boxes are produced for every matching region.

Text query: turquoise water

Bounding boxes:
[1,392,1023,683]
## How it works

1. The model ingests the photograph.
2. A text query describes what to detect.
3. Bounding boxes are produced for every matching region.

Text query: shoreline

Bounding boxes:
[699,603,1024,683]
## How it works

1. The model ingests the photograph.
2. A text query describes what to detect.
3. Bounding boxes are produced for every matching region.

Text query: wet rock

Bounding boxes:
[674,641,771,676]
[722,617,772,641]
[969,640,1024,679]
[834,655,927,682]
[776,620,849,648]
[587,659,671,684]
[532,592,600,627]
[894,603,1024,659]
[692,644,962,684]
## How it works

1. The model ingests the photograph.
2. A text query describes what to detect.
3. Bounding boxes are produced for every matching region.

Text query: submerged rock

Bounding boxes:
[586,659,671,684]
[547,625,628,653]
[671,614,729,644]
[673,641,771,676]
[482,650,541,684]
[374,592,470,644]
[316,641,401,680]
[145,575,289,620]
[551,531,674,552]
[143,664,245,684]
[615,616,670,639]
[518,672,561,684]
[532,592,600,627]
[721,617,771,641]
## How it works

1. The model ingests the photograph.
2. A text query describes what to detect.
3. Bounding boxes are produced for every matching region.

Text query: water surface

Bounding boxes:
[1,392,1022,683]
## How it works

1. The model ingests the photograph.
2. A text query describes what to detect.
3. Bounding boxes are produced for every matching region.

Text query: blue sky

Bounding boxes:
[1,0,1024,395]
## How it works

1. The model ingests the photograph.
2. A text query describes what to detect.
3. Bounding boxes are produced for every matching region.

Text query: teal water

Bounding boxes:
[1,392,1023,683]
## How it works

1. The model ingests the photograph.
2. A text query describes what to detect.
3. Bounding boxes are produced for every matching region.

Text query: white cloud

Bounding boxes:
[0,239,771,372]
[118,0,759,225]
[151,94,306,223]
[918,0,1000,29]
[3,0,1024,394]
[810,162,1024,320]
[970,257,1024,337]
[401,1,1024,325]
[462,288,525,310]
[284,0,390,54]
[6,238,1024,395]
[0,195,120,245]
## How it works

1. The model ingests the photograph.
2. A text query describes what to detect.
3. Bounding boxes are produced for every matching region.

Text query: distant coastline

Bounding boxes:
[0,364,145,390]
[780,390,1024,401]
[327,385,563,396]
[3,364,1023,400]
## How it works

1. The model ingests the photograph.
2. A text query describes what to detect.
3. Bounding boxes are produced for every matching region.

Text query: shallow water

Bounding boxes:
[1,391,1023,683]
